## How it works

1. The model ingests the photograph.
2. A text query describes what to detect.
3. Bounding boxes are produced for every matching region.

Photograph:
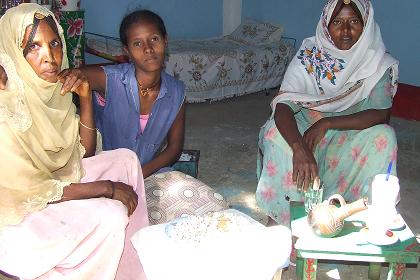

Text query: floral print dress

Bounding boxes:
[256,70,398,226]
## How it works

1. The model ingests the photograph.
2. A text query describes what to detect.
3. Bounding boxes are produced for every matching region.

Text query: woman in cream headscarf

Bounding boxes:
[256,0,398,226]
[0,4,148,279]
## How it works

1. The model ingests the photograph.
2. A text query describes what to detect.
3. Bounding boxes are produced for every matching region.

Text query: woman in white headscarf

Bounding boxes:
[256,0,398,225]
[0,4,148,279]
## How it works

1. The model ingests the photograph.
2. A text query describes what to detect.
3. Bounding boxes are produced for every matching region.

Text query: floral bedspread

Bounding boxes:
[165,37,296,103]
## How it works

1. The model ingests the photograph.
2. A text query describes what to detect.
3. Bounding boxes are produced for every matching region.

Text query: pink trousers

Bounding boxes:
[0,148,149,280]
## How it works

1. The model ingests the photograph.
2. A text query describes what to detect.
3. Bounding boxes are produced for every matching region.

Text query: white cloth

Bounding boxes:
[131,209,291,280]
[271,0,398,113]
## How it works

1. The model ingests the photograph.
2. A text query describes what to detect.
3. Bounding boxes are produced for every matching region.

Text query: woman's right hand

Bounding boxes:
[108,181,139,216]
[292,142,319,192]
[0,65,7,90]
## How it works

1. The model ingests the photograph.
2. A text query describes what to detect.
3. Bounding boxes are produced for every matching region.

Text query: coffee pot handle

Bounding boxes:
[327,194,346,206]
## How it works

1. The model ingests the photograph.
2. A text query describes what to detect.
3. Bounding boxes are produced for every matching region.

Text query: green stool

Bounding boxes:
[290,201,420,280]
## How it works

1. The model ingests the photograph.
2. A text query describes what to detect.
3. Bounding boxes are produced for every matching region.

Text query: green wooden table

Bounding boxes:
[290,201,420,280]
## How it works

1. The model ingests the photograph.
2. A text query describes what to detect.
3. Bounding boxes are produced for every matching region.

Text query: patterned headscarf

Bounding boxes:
[0,4,84,229]
[271,0,398,113]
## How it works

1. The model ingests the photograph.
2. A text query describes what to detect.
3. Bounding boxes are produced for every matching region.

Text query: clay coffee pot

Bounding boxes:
[307,194,368,237]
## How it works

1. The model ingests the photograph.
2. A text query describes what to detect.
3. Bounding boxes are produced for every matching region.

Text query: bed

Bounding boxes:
[85,19,296,103]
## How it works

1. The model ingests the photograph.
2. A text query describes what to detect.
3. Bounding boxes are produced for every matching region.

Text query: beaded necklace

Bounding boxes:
[137,79,160,97]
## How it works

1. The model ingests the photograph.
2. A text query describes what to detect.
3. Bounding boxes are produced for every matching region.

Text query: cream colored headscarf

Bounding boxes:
[271,0,398,113]
[0,4,85,229]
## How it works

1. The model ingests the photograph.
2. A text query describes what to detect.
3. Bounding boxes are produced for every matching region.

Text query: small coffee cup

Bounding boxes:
[367,206,389,238]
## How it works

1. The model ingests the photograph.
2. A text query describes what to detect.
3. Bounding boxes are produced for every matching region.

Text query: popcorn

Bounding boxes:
[165,211,253,244]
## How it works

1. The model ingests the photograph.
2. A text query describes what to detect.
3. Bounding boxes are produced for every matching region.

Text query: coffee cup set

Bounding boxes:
[305,174,404,245]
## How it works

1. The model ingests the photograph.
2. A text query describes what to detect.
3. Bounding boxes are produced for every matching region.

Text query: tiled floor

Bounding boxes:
[185,90,420,279]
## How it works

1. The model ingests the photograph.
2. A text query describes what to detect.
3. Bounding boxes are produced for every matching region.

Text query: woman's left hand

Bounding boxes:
[57,69,90,98]
[303,118,329,153]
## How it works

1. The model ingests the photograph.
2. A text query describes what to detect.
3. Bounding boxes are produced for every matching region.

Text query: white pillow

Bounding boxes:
[131,209,291,280]
[226,18,284,45]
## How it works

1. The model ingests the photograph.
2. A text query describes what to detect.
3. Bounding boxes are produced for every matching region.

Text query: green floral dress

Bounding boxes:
[256,69,398,226]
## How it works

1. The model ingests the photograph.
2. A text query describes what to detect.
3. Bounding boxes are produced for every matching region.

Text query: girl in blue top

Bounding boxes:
[61,10,186,178]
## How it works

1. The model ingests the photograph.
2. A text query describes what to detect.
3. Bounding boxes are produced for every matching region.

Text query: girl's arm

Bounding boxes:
[77,93,97,157]
[141,103,186,178]
[0,64,106,96]
[59,65,107,96]
[58,71,97,157]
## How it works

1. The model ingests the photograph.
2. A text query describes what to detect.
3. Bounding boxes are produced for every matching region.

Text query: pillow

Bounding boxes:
[226,18,284,45]
[131,209,291,280]
[145,171,228,225]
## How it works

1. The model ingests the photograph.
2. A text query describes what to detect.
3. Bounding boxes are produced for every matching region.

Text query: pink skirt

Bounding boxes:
[0,148,149,280]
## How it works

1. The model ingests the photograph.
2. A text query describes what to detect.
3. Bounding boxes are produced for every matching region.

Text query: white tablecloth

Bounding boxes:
[131,209,291,280]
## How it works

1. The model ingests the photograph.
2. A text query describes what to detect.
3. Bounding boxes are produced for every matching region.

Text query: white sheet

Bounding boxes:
[131,209,291,280]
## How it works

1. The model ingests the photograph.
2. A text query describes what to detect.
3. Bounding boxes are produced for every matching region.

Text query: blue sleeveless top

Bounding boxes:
[93,63,185,166]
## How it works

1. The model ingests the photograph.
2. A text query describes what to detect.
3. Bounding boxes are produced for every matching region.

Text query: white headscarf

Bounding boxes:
[271,0,398,113]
